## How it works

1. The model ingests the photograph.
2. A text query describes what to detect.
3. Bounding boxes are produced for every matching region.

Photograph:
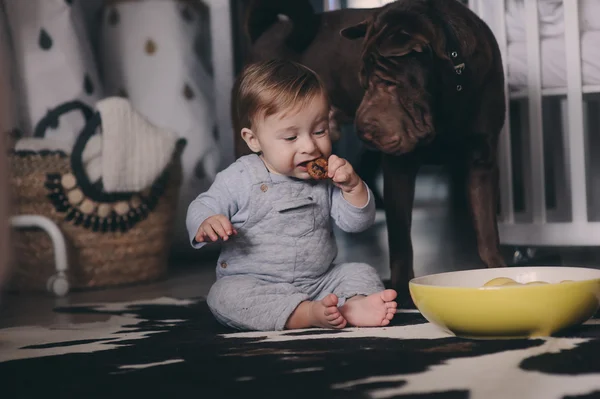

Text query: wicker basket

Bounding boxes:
[7,100,185,291]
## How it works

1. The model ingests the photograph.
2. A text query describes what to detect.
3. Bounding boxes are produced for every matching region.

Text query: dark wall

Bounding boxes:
[230,0,322,74]
[230,0,469,74]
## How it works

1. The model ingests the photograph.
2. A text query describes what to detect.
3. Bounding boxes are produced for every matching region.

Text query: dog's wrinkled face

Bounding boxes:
[341,9,438,155]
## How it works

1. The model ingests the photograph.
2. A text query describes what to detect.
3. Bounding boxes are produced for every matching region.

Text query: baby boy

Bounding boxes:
[186,59,397,331]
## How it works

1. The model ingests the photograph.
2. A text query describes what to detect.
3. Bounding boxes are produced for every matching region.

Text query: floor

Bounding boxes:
[1,168,599,330]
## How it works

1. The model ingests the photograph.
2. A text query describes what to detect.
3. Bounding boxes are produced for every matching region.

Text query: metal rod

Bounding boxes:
[563,0,588,223]
[496,0,515,223]
[524,0,546,223]
[209,0,235,169]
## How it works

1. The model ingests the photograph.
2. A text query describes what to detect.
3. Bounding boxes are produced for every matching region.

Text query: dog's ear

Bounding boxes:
[378,30,428,57]
[340,21,368,40]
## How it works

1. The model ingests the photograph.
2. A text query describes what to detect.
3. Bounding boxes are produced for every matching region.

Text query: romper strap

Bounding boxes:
[237,154,272,184]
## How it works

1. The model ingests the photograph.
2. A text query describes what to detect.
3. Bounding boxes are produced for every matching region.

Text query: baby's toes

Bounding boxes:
[322,293,339,308]
[385,311,395,321]
[325,306,342,323]
[330,314,346,326]
[332,319,347,329]
[381,318,390,326]
[381,289,397,302]
[385,301,397,309]
[326,312,341,322]
[325,306,340,320]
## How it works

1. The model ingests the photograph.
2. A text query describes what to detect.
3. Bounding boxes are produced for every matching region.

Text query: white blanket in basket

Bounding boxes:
[15,97,179,193]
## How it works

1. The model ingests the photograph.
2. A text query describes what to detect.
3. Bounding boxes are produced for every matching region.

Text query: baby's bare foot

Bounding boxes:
[339,289,398,327]
[309,294,347,329]
[285,294,347,330]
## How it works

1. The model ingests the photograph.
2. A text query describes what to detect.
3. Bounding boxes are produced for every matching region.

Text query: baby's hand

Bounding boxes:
[196,214,237,243]
[327,154,361,193]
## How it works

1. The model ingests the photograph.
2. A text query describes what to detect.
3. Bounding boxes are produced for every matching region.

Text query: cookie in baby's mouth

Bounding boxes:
[307,158,328,180]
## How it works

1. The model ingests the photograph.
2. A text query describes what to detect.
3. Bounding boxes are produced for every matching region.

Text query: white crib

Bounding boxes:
[471,0,600,248]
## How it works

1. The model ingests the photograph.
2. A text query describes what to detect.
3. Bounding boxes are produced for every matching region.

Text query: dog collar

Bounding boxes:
[439,18,466,92]
[450,52,466,92]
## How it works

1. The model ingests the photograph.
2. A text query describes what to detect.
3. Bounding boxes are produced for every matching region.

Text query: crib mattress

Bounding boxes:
[505,0,600,43]
[478,0,600,91]
[507,31,600,91]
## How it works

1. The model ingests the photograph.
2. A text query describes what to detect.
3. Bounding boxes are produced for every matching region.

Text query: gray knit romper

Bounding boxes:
[204,155,384,331]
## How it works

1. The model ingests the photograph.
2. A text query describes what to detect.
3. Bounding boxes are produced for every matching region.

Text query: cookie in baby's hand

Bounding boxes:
[307,158,328,180]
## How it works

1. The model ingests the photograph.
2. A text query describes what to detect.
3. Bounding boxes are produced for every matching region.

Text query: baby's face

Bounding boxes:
[254,94,332,179]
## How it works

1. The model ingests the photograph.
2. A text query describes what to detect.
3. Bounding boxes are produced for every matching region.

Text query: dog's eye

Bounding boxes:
[359,69,368,89]
[376,76,395,87]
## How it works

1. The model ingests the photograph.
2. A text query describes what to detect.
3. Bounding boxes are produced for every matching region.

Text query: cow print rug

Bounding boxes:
[1,296,600,399]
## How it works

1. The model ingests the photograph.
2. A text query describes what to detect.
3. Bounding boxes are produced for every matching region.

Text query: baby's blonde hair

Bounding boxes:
[231,59,329,133]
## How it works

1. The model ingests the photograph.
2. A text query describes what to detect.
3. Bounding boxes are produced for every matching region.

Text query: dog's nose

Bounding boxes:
[356,119,378,141]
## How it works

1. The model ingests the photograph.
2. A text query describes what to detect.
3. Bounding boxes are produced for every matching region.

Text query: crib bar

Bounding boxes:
[499,222,600,246]
[474,0,483,15]
[468,0,481,15]
[209,0,235,168]
[563,0,588,223]
[496,0,514,223]
[511,85,600,100]
[324,0,342,11]
[524,0,546,223]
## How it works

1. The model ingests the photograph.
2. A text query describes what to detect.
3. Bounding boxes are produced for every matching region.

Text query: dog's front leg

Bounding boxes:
[465,137,507,269]
[382,153,420,306]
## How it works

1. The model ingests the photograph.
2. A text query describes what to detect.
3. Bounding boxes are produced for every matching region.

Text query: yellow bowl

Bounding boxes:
[409,266,600,339]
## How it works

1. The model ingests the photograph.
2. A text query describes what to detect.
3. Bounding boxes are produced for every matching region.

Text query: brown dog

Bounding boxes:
[238,0,507,304]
